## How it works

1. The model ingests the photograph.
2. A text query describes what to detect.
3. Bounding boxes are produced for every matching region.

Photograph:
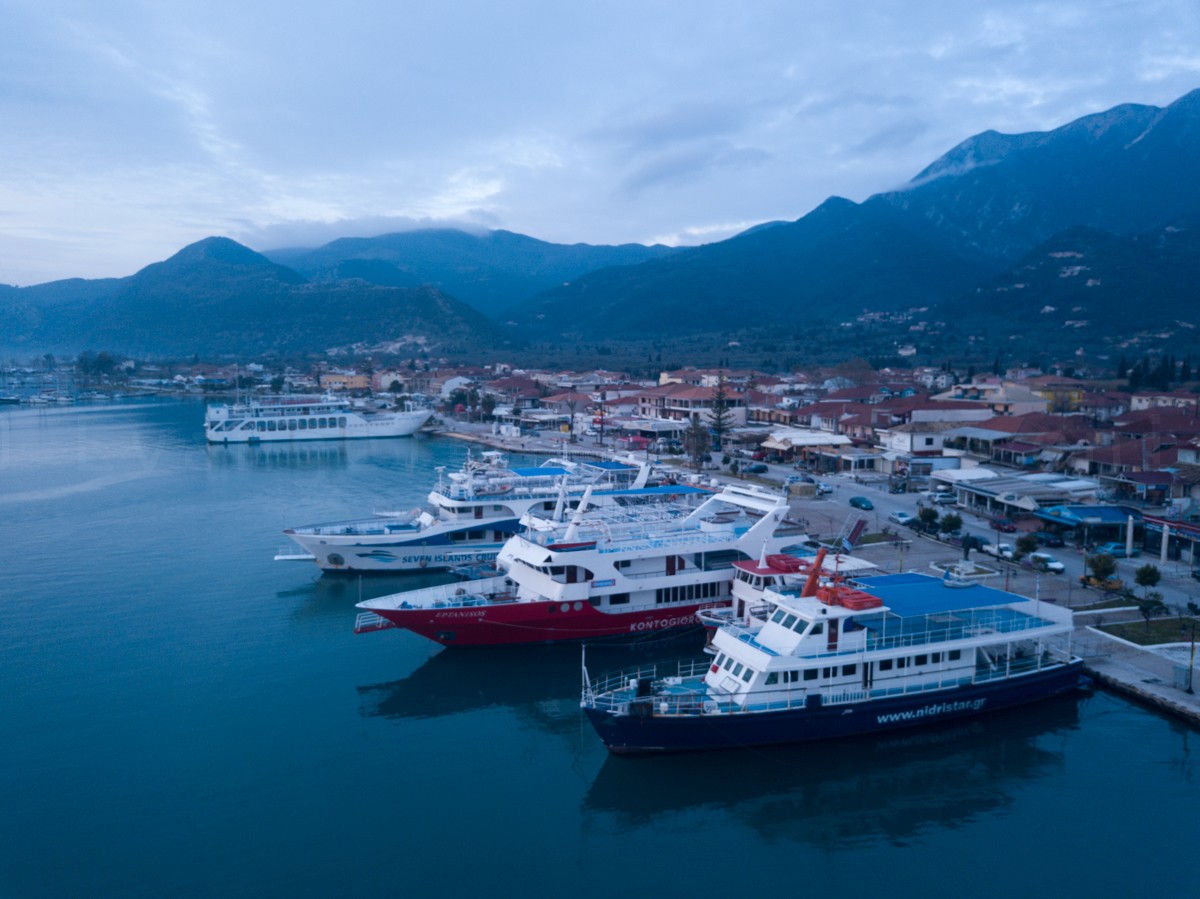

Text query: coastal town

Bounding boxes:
[6,353,1200,724]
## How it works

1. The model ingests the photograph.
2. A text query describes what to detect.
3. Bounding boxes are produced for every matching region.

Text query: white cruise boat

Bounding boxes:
[205,394,431,443]
[282,451,665,574]
[581,557,1088,753]
[353,483,812,646]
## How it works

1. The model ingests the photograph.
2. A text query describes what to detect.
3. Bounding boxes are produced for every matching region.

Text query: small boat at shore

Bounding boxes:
[354,483,812,646]
[580,560,1087,754]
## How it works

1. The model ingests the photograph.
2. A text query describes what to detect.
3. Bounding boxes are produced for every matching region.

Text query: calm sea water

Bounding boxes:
[2,400,1197,897]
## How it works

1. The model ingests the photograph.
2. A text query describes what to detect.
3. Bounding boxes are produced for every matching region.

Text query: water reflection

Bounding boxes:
[206,442,352,470]
[357,634,709,722]
[583,695,1086,848]
[282,571,457,621]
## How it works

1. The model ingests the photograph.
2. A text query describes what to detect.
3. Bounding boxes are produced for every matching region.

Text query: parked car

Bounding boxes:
[932,492,957,505]
[1033,530,1065,547]
[849,496,873,510]
[743,462,768,474]
[1095,542,1140,558]
[888,510,914,526]
[1080,574,1124,591]
[888,482,907,494]
[982,542,1016,560]
[990,517,1017,533]
[815,482,833,495]
[1027,552,1065,574]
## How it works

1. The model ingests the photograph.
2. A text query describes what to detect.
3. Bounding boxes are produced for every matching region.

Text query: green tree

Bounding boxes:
[1134,563,1162,596]
[918,507,940,534]
[1136,590,1168,633]
[270,375,286,394]
[683,416,710,473]
[708,375,734,453]
[1087,553,1118,582]
[1015,534,1039,558]
[937,512,962,535]
[480,394,496,420]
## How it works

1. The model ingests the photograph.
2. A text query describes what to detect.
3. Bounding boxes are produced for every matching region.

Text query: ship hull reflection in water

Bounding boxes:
[358,638,708,722]
[584,693,1086,847]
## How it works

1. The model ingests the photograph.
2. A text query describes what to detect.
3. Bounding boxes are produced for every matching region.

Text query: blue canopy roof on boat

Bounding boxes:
[853,572,1025,616]
[511,466,572,477]
[585,460,638,471]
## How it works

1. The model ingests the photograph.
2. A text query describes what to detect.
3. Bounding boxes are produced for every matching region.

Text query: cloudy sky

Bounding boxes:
[2,0,1199,285]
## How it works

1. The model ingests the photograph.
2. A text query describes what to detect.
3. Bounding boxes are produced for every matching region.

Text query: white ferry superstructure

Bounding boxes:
[281,451,664,574]
[353,483,812,646]
[205,394,431,444]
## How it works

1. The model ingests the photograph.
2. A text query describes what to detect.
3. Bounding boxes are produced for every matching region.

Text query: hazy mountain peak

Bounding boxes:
[161,236,274,269]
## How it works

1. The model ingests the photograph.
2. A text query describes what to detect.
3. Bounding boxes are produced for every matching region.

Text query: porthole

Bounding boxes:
[573,601,583,611]
[560,602,570,613]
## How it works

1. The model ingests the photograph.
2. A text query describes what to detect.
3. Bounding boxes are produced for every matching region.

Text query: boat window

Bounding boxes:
[930,652,941,663]
[781,614,797,629]
[948,649,961,661]
[714,654,726,667]
[741,667,753,683]
[765,672,778,685]
[298,419,307,430]
[842,664,856,676]
[771,609,786,623]
[896,658,907,669]
[609,593,629,605]
[256,421,266,431]
[288,419,297,430]
[915,654,928,666]
[791,619,806,633]
[810,622,823,635]
[732,663,743,676]
[309,419,316,429]
[722,657,734,671]
[879,659,893,671]
[784,671,799,683]
[803,669,818,681]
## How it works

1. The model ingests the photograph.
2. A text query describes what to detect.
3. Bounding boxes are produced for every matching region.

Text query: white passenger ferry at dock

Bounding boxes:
[581,556,1088,753]
[354,483,812,646]
[281,451,663,574]
[205,394,431,443]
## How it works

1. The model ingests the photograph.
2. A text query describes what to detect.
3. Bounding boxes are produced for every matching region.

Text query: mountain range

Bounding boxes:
[3,88,1199,363]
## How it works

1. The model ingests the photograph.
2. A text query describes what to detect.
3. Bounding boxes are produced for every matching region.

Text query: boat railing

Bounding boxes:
[274,545,315,562]
[583,658,711,707]
[866,609,1058,652]
[364,576,515,611]
[588,651,1076,717]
